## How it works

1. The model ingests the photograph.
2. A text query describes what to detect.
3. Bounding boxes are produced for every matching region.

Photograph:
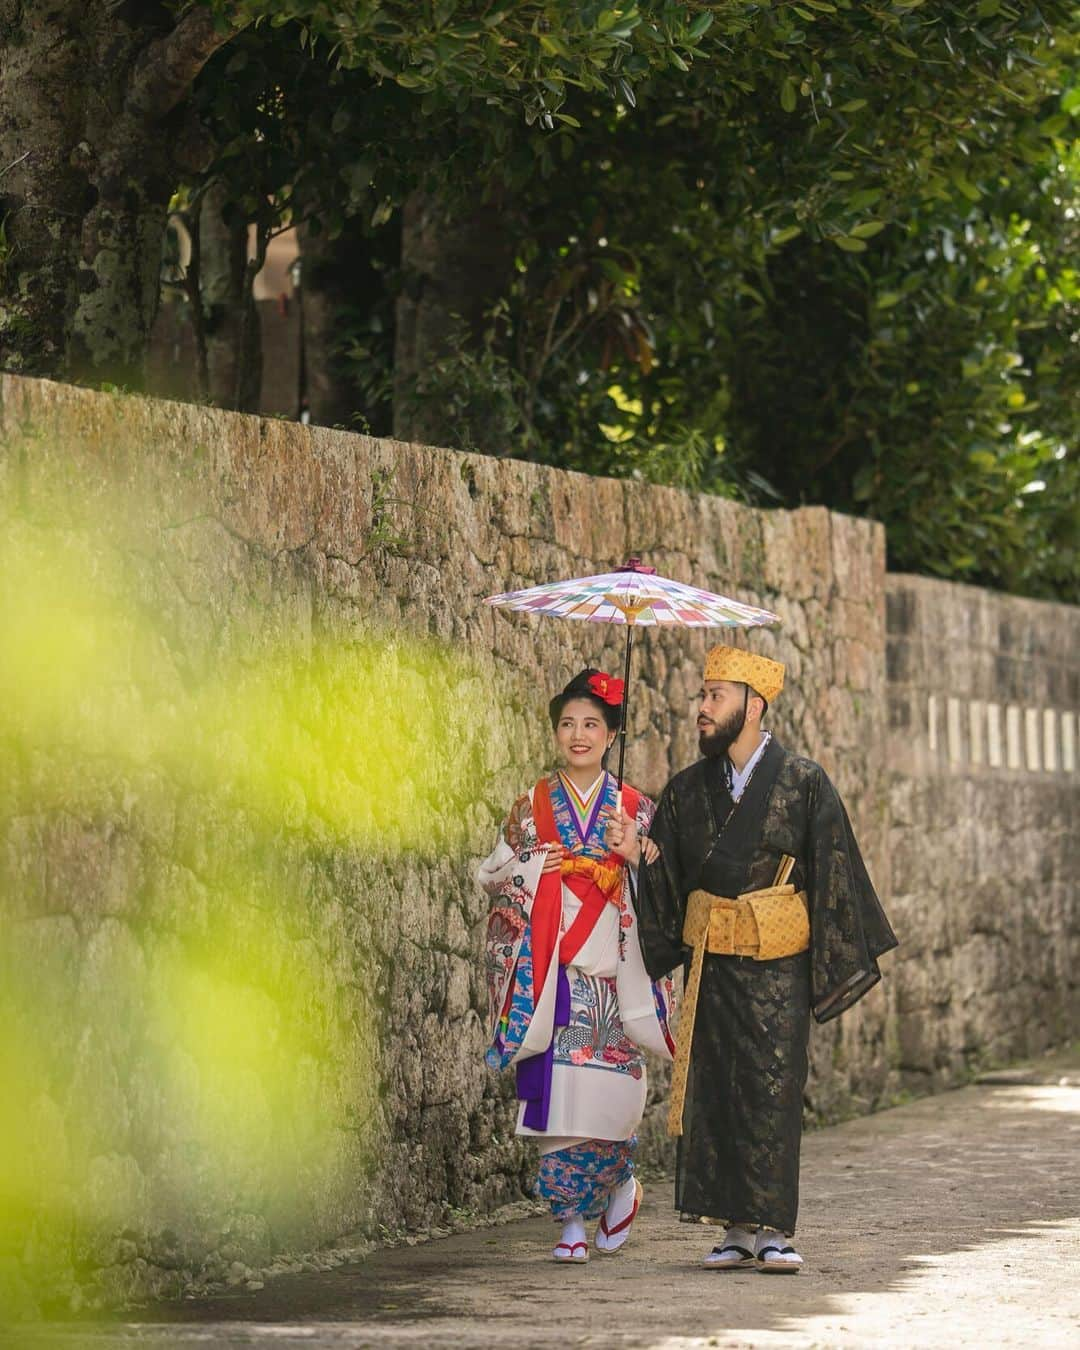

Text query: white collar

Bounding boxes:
[729,731,771,796]
[558,769,606,803]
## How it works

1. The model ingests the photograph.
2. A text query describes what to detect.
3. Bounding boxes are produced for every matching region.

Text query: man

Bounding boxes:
[607,644,897,1273]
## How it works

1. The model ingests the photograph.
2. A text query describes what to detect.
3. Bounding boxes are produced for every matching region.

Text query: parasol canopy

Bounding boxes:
[485,558,781,799]
[485,566,779,629]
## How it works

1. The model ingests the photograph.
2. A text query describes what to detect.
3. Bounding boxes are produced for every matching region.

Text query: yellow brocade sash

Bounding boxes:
[667,855,809,1137]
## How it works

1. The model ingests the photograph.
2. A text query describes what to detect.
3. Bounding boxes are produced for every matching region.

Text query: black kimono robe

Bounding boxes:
[637,736,897,1233]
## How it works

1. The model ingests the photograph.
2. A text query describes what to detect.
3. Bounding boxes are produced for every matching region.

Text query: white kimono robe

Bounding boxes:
[480,771,676,1153]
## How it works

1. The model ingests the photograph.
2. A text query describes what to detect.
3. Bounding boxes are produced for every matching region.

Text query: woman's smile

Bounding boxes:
[554,697,615,780]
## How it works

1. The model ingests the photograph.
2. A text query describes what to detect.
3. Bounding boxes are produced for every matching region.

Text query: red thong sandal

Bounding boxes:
[595,1177,643,1255]
[552,1241,589,1264]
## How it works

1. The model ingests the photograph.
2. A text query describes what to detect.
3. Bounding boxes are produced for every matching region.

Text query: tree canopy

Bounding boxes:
[1,1,1077,600]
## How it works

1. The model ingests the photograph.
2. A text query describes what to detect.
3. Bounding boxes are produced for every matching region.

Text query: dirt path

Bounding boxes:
[18,1049,1080,1349]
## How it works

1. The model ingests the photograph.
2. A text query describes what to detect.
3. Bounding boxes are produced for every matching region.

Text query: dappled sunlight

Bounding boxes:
[980,1084,1080,1115]
[647,1217,1080,1348]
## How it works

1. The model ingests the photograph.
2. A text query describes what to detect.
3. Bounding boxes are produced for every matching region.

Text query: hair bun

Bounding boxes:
[548,667,623,732]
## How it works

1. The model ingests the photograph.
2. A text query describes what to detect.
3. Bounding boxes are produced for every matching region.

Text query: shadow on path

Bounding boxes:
[20,1052,1080,1349]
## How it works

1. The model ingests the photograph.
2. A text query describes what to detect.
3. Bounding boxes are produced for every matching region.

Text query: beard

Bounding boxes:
[698,706,746,759]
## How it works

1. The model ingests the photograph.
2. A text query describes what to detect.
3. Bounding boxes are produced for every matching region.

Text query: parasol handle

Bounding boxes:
[615,619,635,815]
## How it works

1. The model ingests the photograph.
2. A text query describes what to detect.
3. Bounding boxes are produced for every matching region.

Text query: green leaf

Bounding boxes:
[771,225,803,245]
[852,463,876,501]
[539,34,572,59]
[688,13,714,40]
[875,291,903,310]
[781,78,797,112]
[737,280,768,306]
[1039,113,1069,138]
[851,220,887,239]
[951,172,982,202]
[833,235,868,252]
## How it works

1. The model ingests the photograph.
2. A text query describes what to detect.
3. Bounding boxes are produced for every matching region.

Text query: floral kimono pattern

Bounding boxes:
[480,772,676,1142]
[480,770,676,1216]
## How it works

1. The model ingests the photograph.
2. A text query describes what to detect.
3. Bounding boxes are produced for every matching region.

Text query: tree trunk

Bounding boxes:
[296,217,395,435]
[393,187,516,450]
[0,3,241,386]
[198,182,261,412]
[297,220,363,430]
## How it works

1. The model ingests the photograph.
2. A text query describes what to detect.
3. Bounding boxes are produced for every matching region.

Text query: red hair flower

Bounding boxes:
[587,672,625,706]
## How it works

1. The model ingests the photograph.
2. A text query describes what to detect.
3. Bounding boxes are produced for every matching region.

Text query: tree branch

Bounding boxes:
[0,150,30,180]
[126,7,250,126]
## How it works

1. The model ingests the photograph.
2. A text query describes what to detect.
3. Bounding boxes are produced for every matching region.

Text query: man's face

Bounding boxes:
[696,680,747,758]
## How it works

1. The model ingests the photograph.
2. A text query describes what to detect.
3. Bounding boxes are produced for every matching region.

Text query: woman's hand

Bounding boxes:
[540,842,567,874]
[605,809,642,865]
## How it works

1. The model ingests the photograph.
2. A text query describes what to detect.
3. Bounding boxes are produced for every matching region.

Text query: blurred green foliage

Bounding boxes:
[0,463,492,1317]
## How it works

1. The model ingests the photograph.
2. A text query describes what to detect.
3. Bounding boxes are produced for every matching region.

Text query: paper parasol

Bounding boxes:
[485,557,781,795]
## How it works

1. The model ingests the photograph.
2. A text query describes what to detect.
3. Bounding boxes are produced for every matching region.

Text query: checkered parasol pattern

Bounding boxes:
[485,569,780,628]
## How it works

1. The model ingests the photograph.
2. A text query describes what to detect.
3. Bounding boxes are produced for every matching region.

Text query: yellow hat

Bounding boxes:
[703,644,785,703]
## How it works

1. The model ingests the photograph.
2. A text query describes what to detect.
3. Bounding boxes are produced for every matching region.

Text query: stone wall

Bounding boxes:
[0,375,1075,1317]
[885,574,1080,1087]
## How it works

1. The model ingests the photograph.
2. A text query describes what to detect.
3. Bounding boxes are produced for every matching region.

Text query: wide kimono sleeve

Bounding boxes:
[635,779,691,980]
[615,789,677,1059]
[477,792,545,1048]
[806,766,899,1023]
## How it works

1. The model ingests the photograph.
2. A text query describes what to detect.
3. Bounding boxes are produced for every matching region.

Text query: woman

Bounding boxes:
[480,668,677,1264]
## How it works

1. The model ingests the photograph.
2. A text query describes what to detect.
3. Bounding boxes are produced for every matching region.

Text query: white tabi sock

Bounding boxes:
[560,1217,587,1249]
[755,1226,802,1266]
[701,1223,758,1268]
[605,1175,638,1230]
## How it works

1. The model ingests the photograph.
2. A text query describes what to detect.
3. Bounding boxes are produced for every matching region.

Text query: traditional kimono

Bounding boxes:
[637,736,897,1234]
[481,770,677,1218]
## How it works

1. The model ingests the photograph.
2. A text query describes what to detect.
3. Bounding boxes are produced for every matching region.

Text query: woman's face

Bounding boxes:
[554,698,615,776]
